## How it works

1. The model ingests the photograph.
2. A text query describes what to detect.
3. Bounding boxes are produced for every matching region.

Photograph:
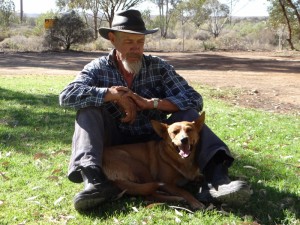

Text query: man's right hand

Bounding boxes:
[105,86,137,124]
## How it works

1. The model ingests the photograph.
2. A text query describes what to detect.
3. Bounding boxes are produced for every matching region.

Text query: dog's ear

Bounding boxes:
[194,111,205,132]
[151,120,168,138]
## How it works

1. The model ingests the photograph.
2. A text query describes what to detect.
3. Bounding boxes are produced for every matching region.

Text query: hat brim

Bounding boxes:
[99,27,159,40]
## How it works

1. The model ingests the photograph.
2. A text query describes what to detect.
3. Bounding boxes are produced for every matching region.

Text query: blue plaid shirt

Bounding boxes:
[59,50,203,135]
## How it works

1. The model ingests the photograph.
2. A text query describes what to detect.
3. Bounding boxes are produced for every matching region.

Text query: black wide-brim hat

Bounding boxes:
[99,9,159,40]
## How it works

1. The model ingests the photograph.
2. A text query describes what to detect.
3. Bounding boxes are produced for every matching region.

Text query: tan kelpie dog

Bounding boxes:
[102,112,206,210]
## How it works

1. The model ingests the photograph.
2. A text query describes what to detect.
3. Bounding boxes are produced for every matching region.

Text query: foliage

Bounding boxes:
[33,11,58,36]
[0,0,15,27]
[44,11,94,50]
[151,0,182,38]
[0,74,299,224]
[0,35,44,51]
[202,0,230,38]
[268,0,300,50]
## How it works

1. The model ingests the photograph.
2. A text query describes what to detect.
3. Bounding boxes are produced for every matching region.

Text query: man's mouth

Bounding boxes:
[126,53,142,60]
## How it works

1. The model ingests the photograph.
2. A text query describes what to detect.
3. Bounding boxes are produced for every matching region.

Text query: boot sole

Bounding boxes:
[74,192,108,211]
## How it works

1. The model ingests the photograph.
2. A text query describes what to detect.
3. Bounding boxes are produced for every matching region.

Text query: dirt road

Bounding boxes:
[1,51,299,114]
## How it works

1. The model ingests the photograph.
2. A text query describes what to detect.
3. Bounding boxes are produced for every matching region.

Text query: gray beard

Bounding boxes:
[122,60,142,75]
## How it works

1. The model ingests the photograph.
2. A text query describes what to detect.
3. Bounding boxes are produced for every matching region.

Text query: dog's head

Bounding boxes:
[151,111,205,159]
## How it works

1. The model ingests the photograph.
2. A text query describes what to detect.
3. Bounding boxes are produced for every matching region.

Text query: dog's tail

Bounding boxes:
[114,180,164,196]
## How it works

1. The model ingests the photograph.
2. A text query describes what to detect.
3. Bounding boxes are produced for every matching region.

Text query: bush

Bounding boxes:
[44,11,94,50]
[0,35,44,51]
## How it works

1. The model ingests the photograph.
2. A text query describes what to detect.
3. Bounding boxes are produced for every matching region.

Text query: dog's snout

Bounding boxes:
[181,137,189,144]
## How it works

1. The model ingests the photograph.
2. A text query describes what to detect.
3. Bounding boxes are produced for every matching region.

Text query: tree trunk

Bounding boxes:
[93,12,98,39]
[285,0,300,25]
[279,0,295,50]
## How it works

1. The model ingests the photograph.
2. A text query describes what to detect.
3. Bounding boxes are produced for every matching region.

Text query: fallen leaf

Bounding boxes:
[113,217,120,224]
[34,153,47,160]
[52,169,63,175]
[32,186,42,190]
[52,150,68,156]
[175,209,183,217]
[0,172,9,180]
[54,196,65,205]
[175,217,181,223]
[146,203,165,208]
[169,205,194,214]
[26,196,39,201]
[132,206,139,212]
[47,176,59,181]
[1,161,10,168]
[243,165,258,170]
[112,190,127,201]
[280,155,293,160]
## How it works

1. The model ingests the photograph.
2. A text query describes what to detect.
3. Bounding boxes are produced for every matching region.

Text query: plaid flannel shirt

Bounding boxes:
[59,50,203,135]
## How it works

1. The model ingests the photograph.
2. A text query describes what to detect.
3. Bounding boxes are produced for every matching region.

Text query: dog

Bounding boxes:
[102,112,206,210]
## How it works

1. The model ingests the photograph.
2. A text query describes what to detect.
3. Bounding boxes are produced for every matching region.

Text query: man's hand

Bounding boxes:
[115,87,153,111]
[128,92,153,111]
[105,86,137,123]
[118,88,180,112]
[116,95,137,124]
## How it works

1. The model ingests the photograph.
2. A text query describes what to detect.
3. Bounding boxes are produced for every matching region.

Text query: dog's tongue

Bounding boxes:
[179,145,191,158]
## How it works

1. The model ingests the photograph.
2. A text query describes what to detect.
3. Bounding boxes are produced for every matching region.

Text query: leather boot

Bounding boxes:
[73,165,120,211]
[196,160,252,206]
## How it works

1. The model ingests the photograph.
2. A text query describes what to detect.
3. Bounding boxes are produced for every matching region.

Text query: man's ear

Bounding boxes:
[151,120,168,138]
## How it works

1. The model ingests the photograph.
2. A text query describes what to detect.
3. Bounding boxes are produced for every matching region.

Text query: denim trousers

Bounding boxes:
[68,107,234,183]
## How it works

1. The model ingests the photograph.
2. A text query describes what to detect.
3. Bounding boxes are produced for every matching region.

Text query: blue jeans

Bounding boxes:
[68,107,233,183]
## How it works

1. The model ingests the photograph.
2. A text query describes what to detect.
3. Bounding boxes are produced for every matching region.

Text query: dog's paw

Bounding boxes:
[191,201,205,210]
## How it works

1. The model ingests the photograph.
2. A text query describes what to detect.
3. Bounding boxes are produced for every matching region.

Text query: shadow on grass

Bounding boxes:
[75,158,299,224]
[0,87,75,153]
[1,87,299,224]
[226,157,300,224]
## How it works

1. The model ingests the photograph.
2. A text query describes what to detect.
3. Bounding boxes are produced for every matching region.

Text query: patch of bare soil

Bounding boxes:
[0,50,299,114]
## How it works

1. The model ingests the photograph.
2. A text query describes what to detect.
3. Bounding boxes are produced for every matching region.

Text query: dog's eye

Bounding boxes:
[173,130,180,135]
[186,127,192,133]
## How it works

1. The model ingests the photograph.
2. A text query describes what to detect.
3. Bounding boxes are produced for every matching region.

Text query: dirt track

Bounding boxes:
[0,51,299,114]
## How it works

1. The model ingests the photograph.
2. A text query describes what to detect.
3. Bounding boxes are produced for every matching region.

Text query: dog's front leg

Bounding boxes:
[159,184,205,210]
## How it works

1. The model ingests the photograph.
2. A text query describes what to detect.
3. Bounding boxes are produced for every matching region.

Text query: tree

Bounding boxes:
[174,0,206,51]
[0,0,15,27]
[152,0,181,38]
[203,0,230,38]
[268,0,300,50]
[45,11,94,50]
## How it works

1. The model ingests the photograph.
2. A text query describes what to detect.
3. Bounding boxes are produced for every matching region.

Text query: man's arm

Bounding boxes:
[125,91,179,112]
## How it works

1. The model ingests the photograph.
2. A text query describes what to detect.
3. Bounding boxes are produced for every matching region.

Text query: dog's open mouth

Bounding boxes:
[177,144,192,158]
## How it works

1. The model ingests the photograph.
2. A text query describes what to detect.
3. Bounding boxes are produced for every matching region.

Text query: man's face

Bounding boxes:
[109,31,145,62]
[109,31,145,74]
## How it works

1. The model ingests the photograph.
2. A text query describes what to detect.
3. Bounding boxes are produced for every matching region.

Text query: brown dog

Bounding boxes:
[102,112,205,210]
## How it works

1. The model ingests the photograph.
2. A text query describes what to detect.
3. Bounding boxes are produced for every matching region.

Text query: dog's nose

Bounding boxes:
[181,137,189,144]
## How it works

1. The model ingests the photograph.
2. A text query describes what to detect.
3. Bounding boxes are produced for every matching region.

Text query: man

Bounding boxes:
[59,9,251,212]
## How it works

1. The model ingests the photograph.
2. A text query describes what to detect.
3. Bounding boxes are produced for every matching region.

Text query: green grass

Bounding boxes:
[0,75,299,225]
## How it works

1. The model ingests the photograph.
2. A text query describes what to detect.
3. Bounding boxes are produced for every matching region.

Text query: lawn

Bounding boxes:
[0,75,299,225]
